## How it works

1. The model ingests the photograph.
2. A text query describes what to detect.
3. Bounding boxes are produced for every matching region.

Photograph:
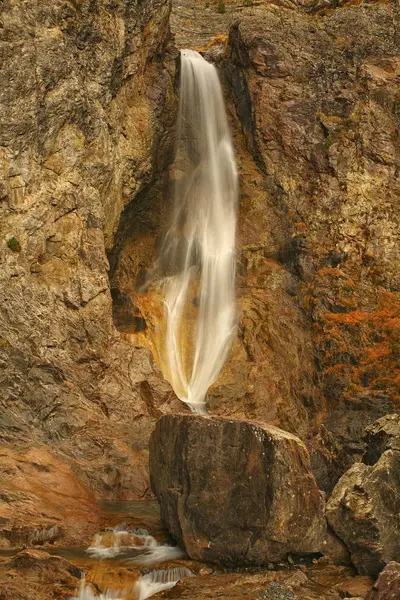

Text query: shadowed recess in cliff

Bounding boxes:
[150,49,239,413]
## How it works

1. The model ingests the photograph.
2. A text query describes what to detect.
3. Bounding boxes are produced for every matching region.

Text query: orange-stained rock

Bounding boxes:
[0,550,81,600]
[0,447,103,547]
[150,414,326,565]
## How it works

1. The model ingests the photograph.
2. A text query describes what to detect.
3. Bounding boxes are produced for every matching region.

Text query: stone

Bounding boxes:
[0,0,178,506]
[326,450,400,577]
[0,550,81,600]
[0,447,103,548]
[363,414,400,466]
[151,564,370,600]
[366,562,400,600]
[150,414,326,566]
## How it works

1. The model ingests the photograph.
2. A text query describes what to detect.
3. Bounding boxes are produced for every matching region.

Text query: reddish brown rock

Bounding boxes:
[366,562,400,600]
[0,550,81,600]
[0,447,103,548]
[152,565,372,600]
[150,414,326,565]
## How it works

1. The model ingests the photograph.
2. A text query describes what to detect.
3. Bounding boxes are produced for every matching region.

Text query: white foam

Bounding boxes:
[86,528,184,566]
[134,567,193,600]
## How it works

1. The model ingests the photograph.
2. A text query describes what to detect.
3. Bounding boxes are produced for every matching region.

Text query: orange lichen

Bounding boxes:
[314,290,400,406]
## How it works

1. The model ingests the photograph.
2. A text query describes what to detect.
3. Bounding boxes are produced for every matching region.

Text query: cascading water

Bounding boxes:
[157,49,238,413]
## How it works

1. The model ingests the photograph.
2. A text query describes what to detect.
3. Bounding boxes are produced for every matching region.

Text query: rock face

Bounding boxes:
[150,415,326,565]
[367,562,400,600]
[220,0,400,483]
[0,549,81,600]
[0,447,103,548]
[0,0,179,505]
[363,414,400,466]
[326,421,400,577]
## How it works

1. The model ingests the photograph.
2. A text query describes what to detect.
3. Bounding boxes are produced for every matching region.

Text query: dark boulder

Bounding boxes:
[150,414,326,565]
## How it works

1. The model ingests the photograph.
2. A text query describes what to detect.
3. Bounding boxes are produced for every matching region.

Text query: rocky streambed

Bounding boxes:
[2,413,400,599]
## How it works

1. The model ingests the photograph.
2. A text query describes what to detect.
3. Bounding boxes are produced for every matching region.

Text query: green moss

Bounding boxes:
[323,134,332,151]
[7,237,21,252]
[244,0,253,5]
[216,0,226,13]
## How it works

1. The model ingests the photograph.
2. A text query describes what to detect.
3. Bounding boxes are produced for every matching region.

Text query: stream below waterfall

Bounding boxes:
[0,499,370,599]
[60,501,195,600]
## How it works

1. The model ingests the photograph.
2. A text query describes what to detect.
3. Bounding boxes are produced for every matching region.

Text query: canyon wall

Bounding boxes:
[0,0,179,543]
[220,0,400,490]
[0,0,399,546]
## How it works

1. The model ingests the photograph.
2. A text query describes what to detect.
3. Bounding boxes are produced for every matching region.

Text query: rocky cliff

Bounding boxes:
[0,0,179,545]
[1,0,399,552]
[221,0,400,490]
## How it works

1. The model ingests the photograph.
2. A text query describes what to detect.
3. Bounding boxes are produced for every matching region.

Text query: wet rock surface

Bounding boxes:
[150,415,326,565]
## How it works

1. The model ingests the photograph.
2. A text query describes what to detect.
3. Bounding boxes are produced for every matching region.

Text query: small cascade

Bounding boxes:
[71,567,193,600]
[71,578,124,600]
[86,527,184,566]
[134,567,194,600]
[154,49,238,413]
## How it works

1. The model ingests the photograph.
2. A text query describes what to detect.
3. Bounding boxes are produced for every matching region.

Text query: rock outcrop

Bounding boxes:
[151,565,373,600]
[0,549,81,600]
[363,414,400,466]
[220,0,400,483]
[0,447,103,548]
[0,0,178,505]
[326,418,400,577]
[367,562,400,600]
[150,414,326,565]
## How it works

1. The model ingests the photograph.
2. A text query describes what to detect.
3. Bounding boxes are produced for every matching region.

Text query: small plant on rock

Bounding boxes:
[7,237,21,252]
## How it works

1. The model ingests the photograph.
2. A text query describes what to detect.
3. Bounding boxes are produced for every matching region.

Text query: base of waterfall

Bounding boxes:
[150,414,327,566]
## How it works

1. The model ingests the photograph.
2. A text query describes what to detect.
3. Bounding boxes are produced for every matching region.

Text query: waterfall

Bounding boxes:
[158,49,238,413]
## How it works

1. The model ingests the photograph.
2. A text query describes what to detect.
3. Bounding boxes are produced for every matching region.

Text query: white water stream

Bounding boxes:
[86,527,185,566]
[70,528,190,600]
[159,49,238,413]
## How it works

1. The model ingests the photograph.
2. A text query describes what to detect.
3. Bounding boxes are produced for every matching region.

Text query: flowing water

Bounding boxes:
[156,49,238,414]
[69,521,191,600]
[70,50,238,600]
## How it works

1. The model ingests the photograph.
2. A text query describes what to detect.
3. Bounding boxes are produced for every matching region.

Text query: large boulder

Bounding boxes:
[150,414,326,565]
[326,449,400,577]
